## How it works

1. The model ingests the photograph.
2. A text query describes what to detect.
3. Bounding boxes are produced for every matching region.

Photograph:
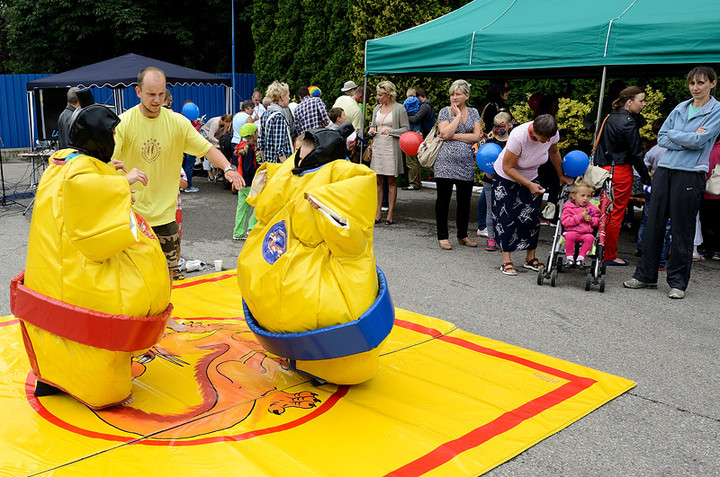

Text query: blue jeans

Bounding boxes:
[477,187,486,230]
[182,154,195,188]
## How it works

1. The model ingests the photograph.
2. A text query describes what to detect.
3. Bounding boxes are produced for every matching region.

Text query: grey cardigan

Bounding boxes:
[369,102,410,173]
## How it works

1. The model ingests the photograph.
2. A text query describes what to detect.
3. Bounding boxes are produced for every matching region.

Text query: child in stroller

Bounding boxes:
[560,181,600,269]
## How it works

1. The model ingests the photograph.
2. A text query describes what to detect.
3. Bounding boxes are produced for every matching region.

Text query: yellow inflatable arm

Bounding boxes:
[304,169,377,258]
[63,161,137,263]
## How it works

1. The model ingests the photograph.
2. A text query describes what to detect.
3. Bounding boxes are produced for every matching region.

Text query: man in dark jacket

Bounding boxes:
[405,88,434,190]
[57,87,79,149]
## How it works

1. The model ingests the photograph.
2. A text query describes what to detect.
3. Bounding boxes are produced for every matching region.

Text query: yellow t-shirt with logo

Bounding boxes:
[113,106,212,226]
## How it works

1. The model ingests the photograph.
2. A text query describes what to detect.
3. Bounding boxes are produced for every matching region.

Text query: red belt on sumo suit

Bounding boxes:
[10,271,172,355]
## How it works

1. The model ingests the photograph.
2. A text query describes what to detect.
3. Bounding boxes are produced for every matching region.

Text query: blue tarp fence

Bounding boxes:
[0,73,257,149]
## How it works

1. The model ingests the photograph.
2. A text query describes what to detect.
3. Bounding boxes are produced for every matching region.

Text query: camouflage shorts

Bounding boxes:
[152,221,181,278]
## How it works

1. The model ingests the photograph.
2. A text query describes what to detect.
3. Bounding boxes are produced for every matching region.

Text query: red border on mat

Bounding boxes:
[20,273,598,474]
[383,331,596,476]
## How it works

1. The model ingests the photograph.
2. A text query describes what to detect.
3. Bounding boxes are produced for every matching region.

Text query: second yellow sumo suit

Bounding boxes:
[238,124,391,384]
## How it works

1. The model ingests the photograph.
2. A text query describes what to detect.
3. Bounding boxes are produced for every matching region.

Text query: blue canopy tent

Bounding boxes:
[25,54,232,148]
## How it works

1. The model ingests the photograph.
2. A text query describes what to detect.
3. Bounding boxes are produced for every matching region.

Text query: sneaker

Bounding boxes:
[564,258,575,268]
[232,235,244,241]
[634,248,642,257]
[712,252,720,261]
[485,239,497,251]
[184,186,200,193]
[402,185,420,190]
[575,258,586,270]
[623,278,657,289]
[668,288,685,299]
[540,219,551,226]
[476,228,489,238]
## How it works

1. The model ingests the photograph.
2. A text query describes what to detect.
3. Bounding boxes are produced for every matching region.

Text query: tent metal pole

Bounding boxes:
[592,66,608,150]
[37,89,47,148]
[361,76,368,135]
[360,76,369,160]
[27,91,36,150]
[231,0,236,113]
[113,89,122,115]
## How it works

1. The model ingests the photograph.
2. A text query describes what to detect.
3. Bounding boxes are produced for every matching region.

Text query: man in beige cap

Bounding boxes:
[332,80,364,131]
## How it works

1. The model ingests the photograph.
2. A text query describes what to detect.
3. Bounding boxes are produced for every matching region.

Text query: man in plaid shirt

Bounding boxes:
[293,86,330,137]
[257,81,294,163]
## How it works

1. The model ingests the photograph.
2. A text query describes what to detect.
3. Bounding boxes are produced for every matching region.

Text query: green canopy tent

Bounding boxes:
[362,0,720,131]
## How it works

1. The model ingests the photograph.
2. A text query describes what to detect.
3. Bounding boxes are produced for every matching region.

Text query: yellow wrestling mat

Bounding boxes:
[0,271,634,476]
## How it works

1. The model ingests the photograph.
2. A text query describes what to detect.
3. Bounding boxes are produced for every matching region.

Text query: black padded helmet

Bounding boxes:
[292,122,354,175]
[68,88,120,163]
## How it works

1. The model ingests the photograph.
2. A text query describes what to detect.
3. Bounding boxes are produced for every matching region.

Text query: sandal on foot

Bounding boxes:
[501,262,517,276]
[523,258,545,271]
[458,237,478,247]
[438,239,452,250]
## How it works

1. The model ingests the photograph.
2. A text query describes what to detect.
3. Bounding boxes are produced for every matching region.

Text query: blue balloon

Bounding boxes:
[476,142,503,175]
[562,150,590,177]
[182,102,200,121]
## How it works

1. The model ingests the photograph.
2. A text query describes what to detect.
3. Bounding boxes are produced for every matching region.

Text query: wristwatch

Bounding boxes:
[223,164,236,173]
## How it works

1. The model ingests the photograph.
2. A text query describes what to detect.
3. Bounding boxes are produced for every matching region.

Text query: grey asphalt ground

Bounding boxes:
[1,156,719,476]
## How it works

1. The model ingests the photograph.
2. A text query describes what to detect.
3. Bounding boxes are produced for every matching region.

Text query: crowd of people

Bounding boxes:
[51,65,720,300]
[19,57,717,420]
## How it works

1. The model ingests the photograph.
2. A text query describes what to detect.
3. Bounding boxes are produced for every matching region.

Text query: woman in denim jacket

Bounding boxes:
[625,66,720,299]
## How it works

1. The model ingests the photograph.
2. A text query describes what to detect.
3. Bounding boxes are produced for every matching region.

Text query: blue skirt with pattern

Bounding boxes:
[492,175,542,252]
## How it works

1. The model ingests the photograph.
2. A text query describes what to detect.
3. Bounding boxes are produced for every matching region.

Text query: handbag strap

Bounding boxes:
[592,114,610,153]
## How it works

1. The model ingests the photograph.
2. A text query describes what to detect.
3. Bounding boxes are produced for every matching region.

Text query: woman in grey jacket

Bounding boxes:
[368,81,409,225]
[625,66,720,299]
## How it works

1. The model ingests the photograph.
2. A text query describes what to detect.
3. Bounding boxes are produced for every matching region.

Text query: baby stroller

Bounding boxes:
[537,167,613,292]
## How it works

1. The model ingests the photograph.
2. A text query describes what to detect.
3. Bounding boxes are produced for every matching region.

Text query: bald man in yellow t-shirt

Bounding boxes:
[113,67,244,282]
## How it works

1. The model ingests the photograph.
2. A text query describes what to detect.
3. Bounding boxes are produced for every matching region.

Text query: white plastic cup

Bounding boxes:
[214,260,223,272]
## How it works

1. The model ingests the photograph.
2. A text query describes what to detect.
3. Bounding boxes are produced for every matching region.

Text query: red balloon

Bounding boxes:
[399,131,424,155]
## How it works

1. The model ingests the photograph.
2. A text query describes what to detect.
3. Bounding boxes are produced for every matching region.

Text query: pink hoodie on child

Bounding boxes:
[561,200,600,234]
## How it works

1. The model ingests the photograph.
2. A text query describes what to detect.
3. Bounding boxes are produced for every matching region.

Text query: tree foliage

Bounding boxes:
[0,0,698,147]
[251,0,470,108]
[1,0,254,73]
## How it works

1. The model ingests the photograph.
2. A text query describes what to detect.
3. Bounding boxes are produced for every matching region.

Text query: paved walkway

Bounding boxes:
[1,161,718,475]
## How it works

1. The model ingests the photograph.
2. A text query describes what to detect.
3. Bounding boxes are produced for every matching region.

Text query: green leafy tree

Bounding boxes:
[639,86,665,141]
[2,0,254,73]
[556,96,594,153]
[348,0,471,124]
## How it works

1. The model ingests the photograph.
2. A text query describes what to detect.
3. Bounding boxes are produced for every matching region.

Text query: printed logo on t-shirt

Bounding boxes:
[142,138,162,164]
[262,221,287,265]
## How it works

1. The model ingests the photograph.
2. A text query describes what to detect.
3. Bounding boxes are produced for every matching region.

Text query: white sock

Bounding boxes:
[566,255,573,261]
[577,255,585,261]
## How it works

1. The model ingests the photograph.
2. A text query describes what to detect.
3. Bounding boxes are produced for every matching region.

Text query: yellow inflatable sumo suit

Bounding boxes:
[11,94,171,409]
[238,124,393,385]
